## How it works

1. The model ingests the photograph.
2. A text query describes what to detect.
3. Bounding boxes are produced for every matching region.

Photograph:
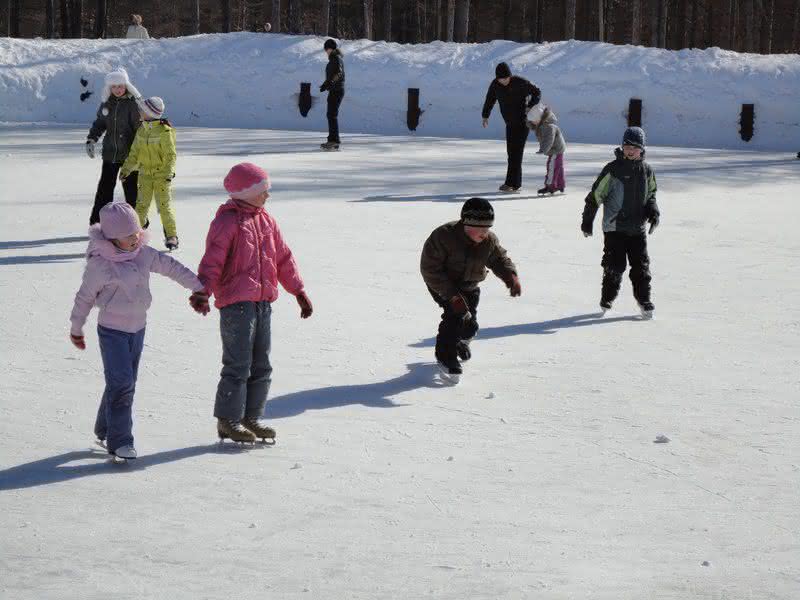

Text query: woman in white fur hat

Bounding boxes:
[85,68,143,225]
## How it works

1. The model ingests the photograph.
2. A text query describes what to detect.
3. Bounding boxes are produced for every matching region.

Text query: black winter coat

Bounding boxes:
[320,49,345,93]
[481,76,541,126]
[87,94,141,164]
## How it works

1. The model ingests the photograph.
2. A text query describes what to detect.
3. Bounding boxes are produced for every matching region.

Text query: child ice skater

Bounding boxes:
[86,68,142,224]
[420,198,521,379]
[69,202,206,461]
[527,103,566,195]
[194,163,314,443]
[119,97,180,251]
[581,126,660,319]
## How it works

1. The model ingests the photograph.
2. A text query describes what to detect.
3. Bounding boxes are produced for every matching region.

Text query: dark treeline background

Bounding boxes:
[4,1,800,54]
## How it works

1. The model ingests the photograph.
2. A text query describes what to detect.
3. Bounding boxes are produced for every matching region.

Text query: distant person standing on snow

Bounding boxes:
[86,68,142,225]
[481,62,541,193]
[319,39,345,151]
[126,14,150,39]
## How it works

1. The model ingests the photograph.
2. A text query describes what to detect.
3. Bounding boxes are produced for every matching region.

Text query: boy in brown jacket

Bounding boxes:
[420,198,521,379]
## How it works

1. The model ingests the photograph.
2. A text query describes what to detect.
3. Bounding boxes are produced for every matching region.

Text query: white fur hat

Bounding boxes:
[526,102,545,123]
[138,96,165,119]
[101,68,142,102]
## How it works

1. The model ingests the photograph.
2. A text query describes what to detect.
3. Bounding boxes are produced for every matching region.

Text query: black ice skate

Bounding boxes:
[165,236,179,251]
[456,339,472,362]
[241,417,276,445]
[599,300,613,316]
[217,418,257,444]
[436,351,462,383]
[320,141,340,151]
[638,302,655,320]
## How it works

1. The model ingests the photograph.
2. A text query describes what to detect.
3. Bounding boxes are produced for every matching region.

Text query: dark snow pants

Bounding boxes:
[90,161,138,225]
[601,232,652,305]
[504,123,529,188]
[428,287,481,362]
[327,90,344,144]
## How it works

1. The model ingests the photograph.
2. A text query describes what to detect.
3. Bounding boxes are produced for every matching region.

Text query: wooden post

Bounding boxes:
[628,98,642,127]
[299,82,312,117]
[407,88,422,131]
[740,103,754,141]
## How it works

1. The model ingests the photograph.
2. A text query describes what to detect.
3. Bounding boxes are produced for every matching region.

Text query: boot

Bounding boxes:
[435,350,462,375]
[241,417,276,442]
[217,418,256,443]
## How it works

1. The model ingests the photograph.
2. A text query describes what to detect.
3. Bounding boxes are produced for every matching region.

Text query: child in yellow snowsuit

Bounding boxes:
[120,96,179,250]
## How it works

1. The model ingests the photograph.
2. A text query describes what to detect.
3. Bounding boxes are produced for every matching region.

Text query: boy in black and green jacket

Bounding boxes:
[581,127,660,319]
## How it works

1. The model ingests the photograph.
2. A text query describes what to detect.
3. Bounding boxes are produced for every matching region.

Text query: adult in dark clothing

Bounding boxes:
[86,69,142,224]
[319,39,345,151]
[481,62,541,192]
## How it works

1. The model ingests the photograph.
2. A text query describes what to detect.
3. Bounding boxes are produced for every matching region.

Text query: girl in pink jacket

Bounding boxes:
[70,201,205,461]
[194,163,313,444]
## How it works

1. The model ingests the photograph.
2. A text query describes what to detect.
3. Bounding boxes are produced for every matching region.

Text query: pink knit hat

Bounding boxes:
[224,163,271,200]
[99,201,141,239]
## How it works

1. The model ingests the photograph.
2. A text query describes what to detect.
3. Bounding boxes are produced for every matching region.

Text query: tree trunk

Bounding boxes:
[446,0,455,40]
[362,0,372,39]
[383,0,391,40]
[416,0,423,42]
[191,0,200,34]
[630,0,640,44]
[658,0,667,47]
[60,0,70,37]
[793,0,800,52]
[564,0,576,39]
[71,0,83,37]
[221,0,232,32]
[762,0,774,53]
[503,0,513,39]
[434,0,441,39]
[9,0,20,36]
[743,0,754,51]
[683,0,693,48]
[597,0,604,41]
[46,0,56,37]
[330,0,339,37]
[271,0,281,32]
[94,0,106,38]
[288,0,301,33]
[453,0,469,42]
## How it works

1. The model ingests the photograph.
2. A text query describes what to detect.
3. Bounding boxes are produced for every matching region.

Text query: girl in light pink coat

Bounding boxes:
[194,162,313,444]
[70,201,205,460]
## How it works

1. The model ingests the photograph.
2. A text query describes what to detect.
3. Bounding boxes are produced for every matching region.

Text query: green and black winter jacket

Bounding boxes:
[320,49,345,93]
[582,148,659,236]
[87,93,141,164]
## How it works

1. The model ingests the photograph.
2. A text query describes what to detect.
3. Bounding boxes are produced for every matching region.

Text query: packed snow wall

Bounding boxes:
[1,33,798,150]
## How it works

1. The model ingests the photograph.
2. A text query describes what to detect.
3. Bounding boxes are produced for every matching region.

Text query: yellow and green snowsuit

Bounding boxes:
[120,119,178,238]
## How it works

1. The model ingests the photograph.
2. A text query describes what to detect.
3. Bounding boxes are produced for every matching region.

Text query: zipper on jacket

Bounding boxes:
[112,100,118,163]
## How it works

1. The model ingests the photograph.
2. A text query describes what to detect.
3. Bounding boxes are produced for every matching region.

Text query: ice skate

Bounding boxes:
[498,184,519,193]
[435,351,462,383]
[111,444,137,463]
[241,417,276,445]
[165,236,179,251]
[320,141,340,151]
[537,186,553,195]
[638,302,655,320]
[599,300,613,316]
[217,418,257,444]
[456,339,472,362]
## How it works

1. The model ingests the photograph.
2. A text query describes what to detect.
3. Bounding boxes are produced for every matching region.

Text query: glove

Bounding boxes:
[70,333,86,350]
[647,212,660,234]
[581,222,593,237]
[319,83,327,92]
[297,292,313,318]
[85,140,95,158]
[504,274,522,297]
[449,294,469,315]
[188,290,210,315]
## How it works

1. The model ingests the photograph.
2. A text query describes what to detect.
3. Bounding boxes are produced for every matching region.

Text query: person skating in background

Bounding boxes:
[86,68,142,225]
[420,198,521,380]
[119,97,180,251]
[581,127,660,320]
[319,39,345,151]
[194,163,314,443]
[126,14,150,39]
[527,103,566,195]
[69,202,205,462]
[481,62,541,193]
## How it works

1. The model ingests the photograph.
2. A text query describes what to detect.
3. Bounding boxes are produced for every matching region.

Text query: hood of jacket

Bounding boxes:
[86,224,150,262]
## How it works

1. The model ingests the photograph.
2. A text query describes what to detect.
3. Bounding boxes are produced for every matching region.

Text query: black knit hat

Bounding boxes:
[461,198,494,228]
[324,39,337,50]
[622,126,646,150]
[495,62,512,79]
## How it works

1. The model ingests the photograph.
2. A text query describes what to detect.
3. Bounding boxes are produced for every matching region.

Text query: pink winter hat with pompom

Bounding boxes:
[224,163,271,200]
[99,201,141,239]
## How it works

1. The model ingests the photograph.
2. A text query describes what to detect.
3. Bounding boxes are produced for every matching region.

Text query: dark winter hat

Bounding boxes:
[622,126,646,150]
[324,39,337,50]
[461,198,495,228]
[495,62,512,79]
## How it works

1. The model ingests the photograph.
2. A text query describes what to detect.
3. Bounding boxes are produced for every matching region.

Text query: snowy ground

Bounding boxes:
[0,123,798,599]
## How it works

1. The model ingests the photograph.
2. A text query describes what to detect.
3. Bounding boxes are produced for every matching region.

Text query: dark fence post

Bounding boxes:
[299,82,312,117]
[740,103,754,142]
[407,88,422,131]
[628,98,642,127]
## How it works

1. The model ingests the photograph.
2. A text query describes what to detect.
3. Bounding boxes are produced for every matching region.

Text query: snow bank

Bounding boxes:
[1,33,798,150]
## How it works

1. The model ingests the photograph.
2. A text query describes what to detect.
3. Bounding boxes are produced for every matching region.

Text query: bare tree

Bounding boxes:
[446,0,455,40]
[761,0,774,53]
[71,0,83,37]
[434,0,441,39]
[682,0,693,47]
[60,0,71,37]
[288,0,301,32]
[597,0,604,41]
[793,0,800,52]
[9,0,21,36]
[565,0,576,39]
[191,0,200,34]
[744,0,755,50]
[631,0,641,44]
[528,0,542,42]
[454,0,469,41]
[363,0,373,39]
[383,0,391,40]
[271,0,281,32]
[221,0,232,32]
[46,0,56,37]
[330,0,339,37]
[658,0,667,47]
[320,0,329,34]
[503,0,513,39]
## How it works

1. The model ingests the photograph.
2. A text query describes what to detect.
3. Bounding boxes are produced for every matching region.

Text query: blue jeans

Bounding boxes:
[95,325,146,452]
[214,301,273,421]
